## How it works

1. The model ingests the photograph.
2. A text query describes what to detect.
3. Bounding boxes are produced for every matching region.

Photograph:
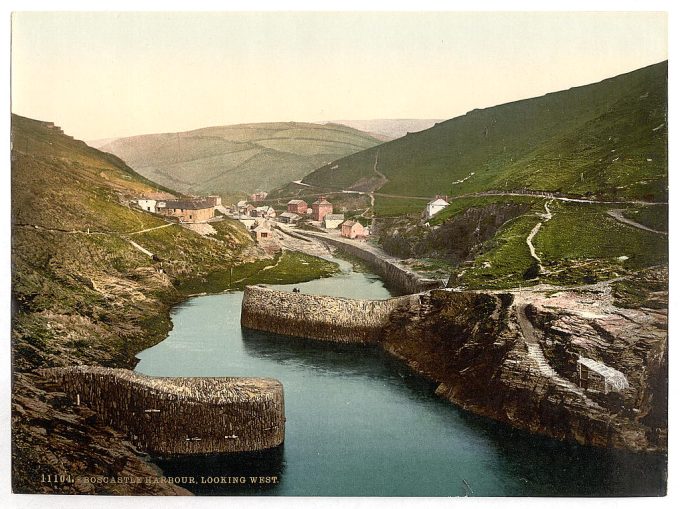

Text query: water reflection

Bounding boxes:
[239,327,667,497]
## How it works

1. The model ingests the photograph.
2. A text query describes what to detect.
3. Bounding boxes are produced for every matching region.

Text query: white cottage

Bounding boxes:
[138,199,157,213]
[324,214,345,229]
[424,197,449,219]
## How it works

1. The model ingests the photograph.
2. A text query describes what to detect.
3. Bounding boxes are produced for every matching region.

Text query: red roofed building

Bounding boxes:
[312,196,333,222]
[287,199,308,215]
[341,220,367,239]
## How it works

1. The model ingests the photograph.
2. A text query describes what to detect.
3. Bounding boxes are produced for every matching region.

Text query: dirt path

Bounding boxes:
[127,239,154,257]
[607,209,667,235]
[15,220,177,260]
[525,200,553,272]
[286,181,665,207]
[128,222,176,235]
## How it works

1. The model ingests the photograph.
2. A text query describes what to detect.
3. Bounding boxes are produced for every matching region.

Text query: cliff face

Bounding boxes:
[381,283,667,452]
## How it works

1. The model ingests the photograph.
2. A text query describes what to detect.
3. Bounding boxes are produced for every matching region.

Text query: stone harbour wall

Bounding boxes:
[42,366,285,457]
[294,231,443,294]
[241,285,417,344]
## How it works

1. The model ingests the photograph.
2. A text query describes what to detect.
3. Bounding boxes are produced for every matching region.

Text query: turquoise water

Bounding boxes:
[134,258,666,496]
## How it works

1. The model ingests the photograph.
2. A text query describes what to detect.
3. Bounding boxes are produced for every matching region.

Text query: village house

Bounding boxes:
[287,199,308,215]
[341,219,367,239]
[312,196,333,222]
[424,195,450,219]
[137,199,157,213]
[250,205,276,219]
[324,213,345,229]
[252,222,273,242]
[250,191,268,202]
[205,195,222,207]
[137,191,176,214]
[238,217,259,230]
[245,204,257,217]
[236,200,249,214]
[157,199,215,223]
[279,212,301,224]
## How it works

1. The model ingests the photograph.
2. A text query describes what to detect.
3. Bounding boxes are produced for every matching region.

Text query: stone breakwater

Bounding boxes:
[293,231,443,294]
[241,285,417,343]
[42,366,285,457]
[241,286,667,452]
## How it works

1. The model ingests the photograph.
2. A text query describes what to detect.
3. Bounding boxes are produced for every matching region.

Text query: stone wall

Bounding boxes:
[43,366,285,457]
[295,231,443,294]
[241,285,417,344]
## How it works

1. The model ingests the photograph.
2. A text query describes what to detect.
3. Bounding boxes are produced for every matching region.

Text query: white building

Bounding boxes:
[255,206,277,218]
[239,217,259,230]
[138,199,157,213]
[424,197,449,219]
[324,213,345,229]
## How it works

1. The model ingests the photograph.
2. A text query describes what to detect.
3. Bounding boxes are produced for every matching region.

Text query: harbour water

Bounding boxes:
[134,258,666,496]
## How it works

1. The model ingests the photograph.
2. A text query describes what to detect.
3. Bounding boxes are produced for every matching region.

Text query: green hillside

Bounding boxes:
[298,62,667,213]
[268,62,668,291]
[94,122,384,200]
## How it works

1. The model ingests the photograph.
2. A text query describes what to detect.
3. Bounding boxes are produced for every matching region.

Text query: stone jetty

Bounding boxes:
[241,285,417,343]
[42,366,285,457]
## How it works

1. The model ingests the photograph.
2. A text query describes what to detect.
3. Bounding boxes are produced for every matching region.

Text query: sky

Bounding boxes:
[11,11,668,141]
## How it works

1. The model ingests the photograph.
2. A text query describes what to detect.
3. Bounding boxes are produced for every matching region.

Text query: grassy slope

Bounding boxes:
[96,122,384,198]
[271,63,668,289]
[11,113,262,367]
[449,200,668,290]
[298,62,667,213]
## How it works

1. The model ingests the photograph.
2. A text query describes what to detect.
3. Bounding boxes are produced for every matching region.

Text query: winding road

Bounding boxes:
[606,209,667,235]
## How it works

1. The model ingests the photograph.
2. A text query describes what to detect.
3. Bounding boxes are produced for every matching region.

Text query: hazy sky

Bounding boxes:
[11,11,667,141]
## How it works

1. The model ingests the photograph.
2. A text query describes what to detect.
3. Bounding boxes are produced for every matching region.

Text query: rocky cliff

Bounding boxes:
[377,202,531,262]
[386,288,666,452]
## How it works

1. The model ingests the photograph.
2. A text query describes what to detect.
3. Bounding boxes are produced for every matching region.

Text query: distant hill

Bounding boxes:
[295,62,667,214]
[323,119,442,140]
[92,122,384,200]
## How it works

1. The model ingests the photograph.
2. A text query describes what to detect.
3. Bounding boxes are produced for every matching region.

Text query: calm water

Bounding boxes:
[135,258,666,496]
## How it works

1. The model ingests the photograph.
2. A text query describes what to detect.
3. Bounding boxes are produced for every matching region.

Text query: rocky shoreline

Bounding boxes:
[241,269,667,453]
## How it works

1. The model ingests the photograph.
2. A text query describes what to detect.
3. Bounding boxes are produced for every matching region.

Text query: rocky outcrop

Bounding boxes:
[377,202,531,262]
[382,289,667,452]
[42,366,285,457]
[241,279,667,453]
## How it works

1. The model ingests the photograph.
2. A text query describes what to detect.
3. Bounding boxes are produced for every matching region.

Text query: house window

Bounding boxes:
[261,232,268,238]
[189,215,192,219]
